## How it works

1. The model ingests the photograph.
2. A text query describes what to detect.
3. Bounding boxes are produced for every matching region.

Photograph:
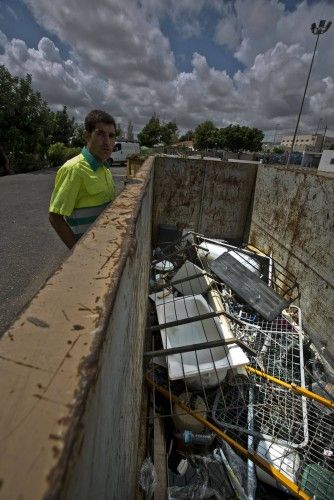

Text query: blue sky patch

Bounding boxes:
[0,0,70,58]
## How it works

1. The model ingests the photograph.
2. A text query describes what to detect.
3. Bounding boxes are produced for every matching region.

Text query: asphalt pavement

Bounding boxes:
[0,166,126,337]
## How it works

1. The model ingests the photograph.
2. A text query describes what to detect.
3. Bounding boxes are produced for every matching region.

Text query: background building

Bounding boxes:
[280,133,334,152]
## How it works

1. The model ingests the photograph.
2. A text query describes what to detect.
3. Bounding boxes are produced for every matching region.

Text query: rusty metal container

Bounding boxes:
[126,155,146,178]
[0,156,332,499]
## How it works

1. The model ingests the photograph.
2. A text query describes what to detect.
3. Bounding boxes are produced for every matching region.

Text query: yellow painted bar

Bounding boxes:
[146,374,311,500]
[246,365,334,410]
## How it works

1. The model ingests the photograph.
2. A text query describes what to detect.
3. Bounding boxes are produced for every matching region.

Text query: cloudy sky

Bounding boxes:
[0,0,333,140]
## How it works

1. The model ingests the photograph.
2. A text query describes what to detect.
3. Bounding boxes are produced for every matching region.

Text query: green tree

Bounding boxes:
[0,65,52,172]
[219,125,264,152]
[160,121,178,146]
[70,124,85,148]
[179,130,194,142]
[50,106,75,146]
[242,126,264,152]
[193,121,217,149]
[47,143,81,168]
[138,114,161,147]
[116,123,124,139]
[127,120,134,141]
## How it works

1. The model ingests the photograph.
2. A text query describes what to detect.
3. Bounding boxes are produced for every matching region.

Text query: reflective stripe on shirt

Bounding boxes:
[66,202,109,238]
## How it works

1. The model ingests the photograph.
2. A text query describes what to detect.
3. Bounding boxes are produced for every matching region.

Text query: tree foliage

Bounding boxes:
[194,121,217,149]
[179,130,194,142]
[160,121,178,146]
[0,65,84,173]
[137,114,161,147]
[127,120,134,141]
[47,143,81,168]
[116,123,124,139]
[220,125,264,152]
[194,121,264,152]
[273,146,285,154]
[50,106,75,145]
[138,114,178,147]
[70,124,85,148]
[1,63,266,173]
[0,66,52,171]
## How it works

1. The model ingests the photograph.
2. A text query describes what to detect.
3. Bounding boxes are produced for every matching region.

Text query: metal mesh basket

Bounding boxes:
[145,232,333,499]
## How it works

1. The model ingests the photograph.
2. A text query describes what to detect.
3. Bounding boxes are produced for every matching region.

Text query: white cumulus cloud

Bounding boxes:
[0,0,332,137]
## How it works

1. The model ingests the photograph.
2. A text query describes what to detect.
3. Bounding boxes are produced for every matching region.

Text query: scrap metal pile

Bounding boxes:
[143,232,334,500]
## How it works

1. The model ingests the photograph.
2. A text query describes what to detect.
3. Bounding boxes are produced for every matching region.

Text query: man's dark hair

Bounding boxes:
[84,109,116,133]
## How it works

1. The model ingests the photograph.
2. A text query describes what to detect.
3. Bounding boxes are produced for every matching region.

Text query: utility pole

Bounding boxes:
[287,20,331,165]
[320,124,327,152]
[273,123,280,146]
[313,118,324,151]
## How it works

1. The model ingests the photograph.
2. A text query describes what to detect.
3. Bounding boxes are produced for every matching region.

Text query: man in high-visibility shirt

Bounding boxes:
[49,109,117,249]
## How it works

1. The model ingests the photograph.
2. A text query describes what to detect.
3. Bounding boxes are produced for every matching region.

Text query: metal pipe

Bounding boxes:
[146,307,252,332]
[247,386,256,500]
[144,337,257,358]
[146,375,311,500]
[320,123,327,151]
[287,20,331,165]
[287,33,320,165]
[213,448,248,500]
[273,123,280,145]
[146,310,225,331]
[245,365,334,410]
[313,118,324,151]
[150,271,213,293]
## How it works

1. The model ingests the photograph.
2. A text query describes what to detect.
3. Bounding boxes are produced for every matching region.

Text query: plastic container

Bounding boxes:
[154,293,249,387]
[178,430,215,446]
[255,440,300,490]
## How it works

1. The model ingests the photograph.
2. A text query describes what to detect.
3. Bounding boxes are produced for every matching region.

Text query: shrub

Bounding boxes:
[47,143,81,168]
[12,153,48,173]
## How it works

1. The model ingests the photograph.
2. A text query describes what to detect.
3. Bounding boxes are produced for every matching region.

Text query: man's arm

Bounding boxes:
[49,213,77,249]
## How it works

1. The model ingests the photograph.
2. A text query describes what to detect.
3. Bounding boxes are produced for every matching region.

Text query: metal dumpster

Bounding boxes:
[0,156,333,499]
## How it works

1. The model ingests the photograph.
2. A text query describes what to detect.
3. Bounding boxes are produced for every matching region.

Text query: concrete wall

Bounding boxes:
[318,149,334,174]
[152,156,258,244]
[249,164,334,365]
[0,158,154,500]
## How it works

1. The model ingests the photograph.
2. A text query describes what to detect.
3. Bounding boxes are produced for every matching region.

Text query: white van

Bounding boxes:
[110,141,140,166]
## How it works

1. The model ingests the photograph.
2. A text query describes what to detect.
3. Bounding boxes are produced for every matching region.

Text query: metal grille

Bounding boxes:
[145,233,334,499]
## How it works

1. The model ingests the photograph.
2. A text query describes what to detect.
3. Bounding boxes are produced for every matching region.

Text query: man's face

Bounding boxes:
[85,122,116,162]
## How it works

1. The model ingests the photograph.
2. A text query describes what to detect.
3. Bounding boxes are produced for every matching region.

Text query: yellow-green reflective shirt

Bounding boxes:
[49,152,116,240]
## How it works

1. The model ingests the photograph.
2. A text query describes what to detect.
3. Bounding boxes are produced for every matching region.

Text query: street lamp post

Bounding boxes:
[320,123,328,152]
[287,20,332,165]
[313,117,324,151]
[273,123,280,145]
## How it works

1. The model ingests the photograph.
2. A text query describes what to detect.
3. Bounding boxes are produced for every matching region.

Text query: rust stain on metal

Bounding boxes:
[27,317,50,328]
[43,158,154,499]
[100,244,121,270]
[0,355,44,371]
[62,310,70,322]
[49,434,63,441]
[52,446,61,458]
[77,303,95,313]
[0,158,154,500]
[32,394,61,404]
